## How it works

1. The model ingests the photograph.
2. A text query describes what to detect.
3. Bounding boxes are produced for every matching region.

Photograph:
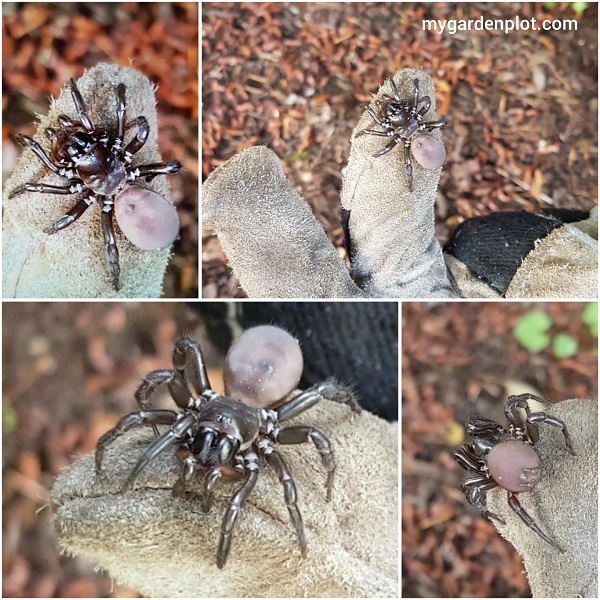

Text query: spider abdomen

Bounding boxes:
[487,440,541,493]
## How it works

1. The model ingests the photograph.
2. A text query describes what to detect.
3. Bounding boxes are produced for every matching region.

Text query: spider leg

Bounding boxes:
[453,444,486,474]
[217,453,259,569]
[134,369,192,436]
[172,337,213,397]
[69,78,94,132]
[261,442,307,555]
[421,120,448,131]
[172,454,199,498]
[389,77,403,103]
[101,206,120,291]
[341,206,352,261]
[122,412,198,491]
[362,104,389,128]
[417,96,431,116]
[44,128,65,164]
[461,475,504,523]
[128,160,182,183]
[10,180,86,200]
[116,83,126,142]
[373,136,401,157]
[505,394,547,442]
[44,193,95,234]
[272,425,335,501]
[123,116,150,161]
[411,78,419,110]
[404,139,413,191]
[276,378,361,422]
[94,409,178,475]
[201,467,223,512]
[507,492,564,552]
[12,134,66,176]
[527,412,576,455]
[355,128,393,138]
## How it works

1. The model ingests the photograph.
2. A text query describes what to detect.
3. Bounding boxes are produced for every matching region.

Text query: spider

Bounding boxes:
[94,327,361,568]
[9,77,182,291]
[453,393,575,551]
[355,77,448,191]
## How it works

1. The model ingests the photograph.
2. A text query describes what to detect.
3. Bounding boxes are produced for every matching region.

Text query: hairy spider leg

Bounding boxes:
[217,454,259,568]
[69,78,94,132]
[123,116,150,159]
[10,179,86,200]
[507,492,564,552]
[134,368,191,437]
[276,379,360,422]
[421,120,449,132]
[171,337,213,397]
[128,160,183,183]
[121,412,198,491]
[201,468,224,512]
[453,444,487,473]
[527,412,576,455]
[404,139,413,191]
[44,192,95,234]
[505,393,548,444]
[272,425,336,500]
[417,96,432,117]
[388,77,403,103]
[461,475,504,523]
[411,78,419,111]
[116,83,126,142]
[11,134,64,177]
[101,207,120,291]
[94,409,178,475]
[261,442,307,555]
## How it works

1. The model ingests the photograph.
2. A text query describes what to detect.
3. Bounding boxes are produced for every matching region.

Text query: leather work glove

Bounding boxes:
[203,69,597,299]
[486,399,597,598]
[51,398,398,598]
[3,63,178,298]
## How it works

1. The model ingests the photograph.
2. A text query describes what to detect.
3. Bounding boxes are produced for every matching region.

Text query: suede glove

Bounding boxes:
[486,399,597,598]
[3,63,178,298]
[51,398,398,598]
[203,69,597,299]
[203,69,455,298]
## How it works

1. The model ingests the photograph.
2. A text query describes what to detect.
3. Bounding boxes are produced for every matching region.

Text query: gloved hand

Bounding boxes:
[486,399,597,598]
[3,63,178,298]
[203,69,597,299]
[51,399,398,597]
[203,69,455,298]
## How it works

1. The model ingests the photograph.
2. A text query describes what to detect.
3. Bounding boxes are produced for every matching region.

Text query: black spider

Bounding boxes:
[94,334,361,568]
[9,78,181,290]
[453,394,575,551]
[355,77,448,191]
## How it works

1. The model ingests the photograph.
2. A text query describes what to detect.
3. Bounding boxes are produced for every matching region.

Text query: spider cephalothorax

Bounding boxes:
[95,326,361,568]
[454,394,575,551]
[355,77,448,191]
[9,78,181,290]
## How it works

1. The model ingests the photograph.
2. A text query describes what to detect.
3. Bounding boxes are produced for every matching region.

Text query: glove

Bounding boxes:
[487,398,597,598]
[203,69,456,298]
[203,69,597,299]
[51,398,398,597]
[444,208,598,298]
[3,63,178,298]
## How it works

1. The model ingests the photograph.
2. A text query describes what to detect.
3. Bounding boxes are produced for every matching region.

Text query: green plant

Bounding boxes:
[513,310,552,354]
[544,2,588,14]
[582,302,598,337]
[513,304,596,359]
